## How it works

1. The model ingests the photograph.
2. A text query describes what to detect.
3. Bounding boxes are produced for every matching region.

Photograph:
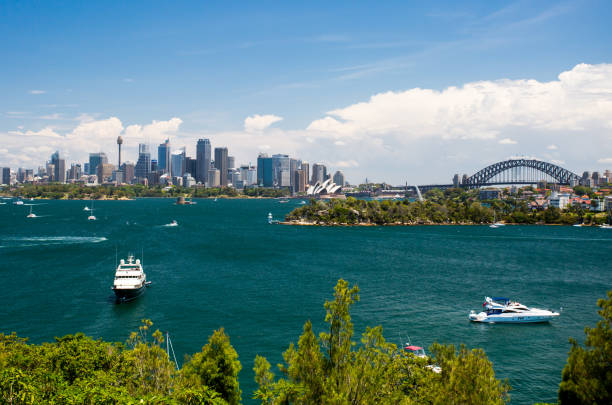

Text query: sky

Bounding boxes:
[1,0,612,184]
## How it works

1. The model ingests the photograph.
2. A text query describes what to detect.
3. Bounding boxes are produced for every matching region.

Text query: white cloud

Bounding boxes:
[547,144,558,150]
[551,159,565,165]
[498,138,517,144]
[9,127,63,138]
[29,90,46,95]
[597,157,612,164]
[244,114,283,132]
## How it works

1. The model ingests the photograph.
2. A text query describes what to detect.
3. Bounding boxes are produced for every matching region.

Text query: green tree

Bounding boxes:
[181,328,242,405]
[558,290,612,404]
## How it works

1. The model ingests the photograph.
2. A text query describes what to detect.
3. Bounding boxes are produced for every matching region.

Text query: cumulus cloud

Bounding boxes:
[499,138,517,144]
[244,114,283,132]
[597,157,612,164]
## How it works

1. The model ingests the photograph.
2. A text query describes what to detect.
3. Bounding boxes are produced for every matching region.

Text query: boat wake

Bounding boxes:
[0,236,108,248]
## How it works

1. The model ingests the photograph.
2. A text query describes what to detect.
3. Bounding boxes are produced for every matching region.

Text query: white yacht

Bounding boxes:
[600,224,612,229]
[112,254,148,301]
[469,297,559,323]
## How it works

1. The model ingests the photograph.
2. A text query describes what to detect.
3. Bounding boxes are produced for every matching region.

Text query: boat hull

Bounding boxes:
[113,285,146,302]
[469,312,559,323]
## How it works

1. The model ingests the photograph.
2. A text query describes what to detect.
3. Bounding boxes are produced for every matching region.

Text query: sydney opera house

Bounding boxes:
[306,178,345,199]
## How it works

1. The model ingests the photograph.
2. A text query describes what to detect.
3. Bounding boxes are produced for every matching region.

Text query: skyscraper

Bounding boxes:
[158,139,171,174]
[333,170,345,187]
[214,147,229,186]
[171,149,186,178]
[184,157,197,178]
[294,169,306,192]
[135,144,151,180]
[50,151,66,183]
[301,162,309,186]
[227,156,235,169]
[311,163,327,185]
[89,152,108,175]
[272,154,290,187]
[257,154,274,187]
[2,167,10,185]
[196,139,211,184]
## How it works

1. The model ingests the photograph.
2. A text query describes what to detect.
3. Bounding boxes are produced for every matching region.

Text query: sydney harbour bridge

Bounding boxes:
[414,159,581,193]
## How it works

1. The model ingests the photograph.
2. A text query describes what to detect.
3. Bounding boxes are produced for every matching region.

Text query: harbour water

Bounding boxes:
[1,198,610,404]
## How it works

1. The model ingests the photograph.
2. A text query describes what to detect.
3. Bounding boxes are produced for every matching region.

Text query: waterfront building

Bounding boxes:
[158,139,171,174]
[51,151,66,183]
[479,189,502,200]
[208,168,220,187]
[135,144,151,180]
[171,149,185,178]
[333,170,345,187]
[196,138,211,185]
[311,163,327,185]
[2,167,10,185]
[183,173,196,187]
[214,147,228,186]
[89,152,108,175]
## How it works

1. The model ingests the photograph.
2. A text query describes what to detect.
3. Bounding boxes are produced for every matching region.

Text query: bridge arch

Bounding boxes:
[463,159,580,188]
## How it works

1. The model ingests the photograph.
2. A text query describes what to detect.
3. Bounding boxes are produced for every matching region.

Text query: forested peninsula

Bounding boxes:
[284,189,610,226]
[1,281,610,404]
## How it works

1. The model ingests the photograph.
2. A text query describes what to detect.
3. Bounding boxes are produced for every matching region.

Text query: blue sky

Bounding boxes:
[2,0,612,183]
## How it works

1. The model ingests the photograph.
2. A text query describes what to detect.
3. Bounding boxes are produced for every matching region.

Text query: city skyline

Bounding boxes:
[2,1,612,183]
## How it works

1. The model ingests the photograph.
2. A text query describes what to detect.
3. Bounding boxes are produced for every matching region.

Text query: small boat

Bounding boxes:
[300,200,306,205]
[165,220,178,227]
[404,344,442,373]
[573,223,582,227]
[26,206,37,218]
[88,214,96,221]
[14,200,24,205]
[112,254,148,302]
[469,297,560,323]
[87,200,96,220]
[83,206,90,211]
[279,199,289,203]
[600,224,612,229]
[268,212,279,224]
[489,224,499,228]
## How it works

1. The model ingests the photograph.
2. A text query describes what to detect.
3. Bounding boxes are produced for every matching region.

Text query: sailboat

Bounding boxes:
[26,205,37,218]
[87,200,96,221]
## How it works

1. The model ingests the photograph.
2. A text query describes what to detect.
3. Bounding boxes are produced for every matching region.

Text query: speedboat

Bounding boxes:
[469,297,559,323]
[111,254,149,301]
[83,206,90,211]
[14,200,24,205]
[87,215,96,221]
[279,199,289,203]
[165,220,178,227]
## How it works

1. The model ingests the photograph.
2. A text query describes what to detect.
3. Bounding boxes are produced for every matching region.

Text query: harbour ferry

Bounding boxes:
[469,296,559,323]
[111,254,149,301]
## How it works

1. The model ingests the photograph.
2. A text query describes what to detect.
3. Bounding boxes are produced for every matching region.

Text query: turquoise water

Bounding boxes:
[1,198,610,404]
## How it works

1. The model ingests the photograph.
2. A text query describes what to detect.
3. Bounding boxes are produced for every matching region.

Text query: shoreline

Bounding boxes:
[279,220,595,227]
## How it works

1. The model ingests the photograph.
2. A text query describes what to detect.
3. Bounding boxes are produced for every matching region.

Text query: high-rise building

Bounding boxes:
[158,139,171,174]
[196,139,211,185]
[227,156,235,169]
[50,151,66,183]
[46,163,55,182]
[214,147,228,186]
[294,169,306,193]
[208,168,220,187]
[97,163,115,184]
[121,162,135,183]
[89,152,108,175]
[2,167,10,185]
[25,169,33,182]
[272,154,290,187]
[453,174,460,187]
[290,158,298,189]
[171,149,186,178]
[17,168,25,183]
[311,163,327,185]
[185,157,197,178]
[301,162,309,186]
[69,163,82,181]
[257,153,268,185]
[257,154,274,187]
[333,170,345,187]
[135,144,151,180]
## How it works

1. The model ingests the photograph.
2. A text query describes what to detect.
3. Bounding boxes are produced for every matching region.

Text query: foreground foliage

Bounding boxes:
[253,279,510,404]
[558,290,612,405]
[0,320,239,404]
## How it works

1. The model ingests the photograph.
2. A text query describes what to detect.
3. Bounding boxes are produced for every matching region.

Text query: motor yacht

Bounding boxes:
[404,345,441,373]
[600,224,612,229]
[469,297,559,323]
[111,254,149,301]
